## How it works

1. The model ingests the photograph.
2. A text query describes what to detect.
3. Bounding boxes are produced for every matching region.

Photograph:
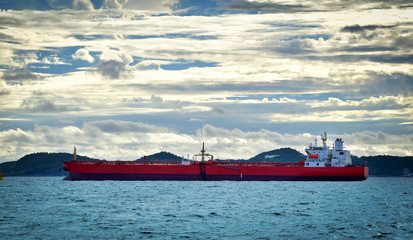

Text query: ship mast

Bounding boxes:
[193,142,213,162]
[321,132,327,149]
[201,142,206,162]
[73,146,77,161]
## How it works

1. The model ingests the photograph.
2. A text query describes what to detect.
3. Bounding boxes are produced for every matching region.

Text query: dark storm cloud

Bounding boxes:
[394,34,413,49]
[21,98,69,113]
[2,71,41,82]
[341,24,399,33]
[337,46,397,52]
[340,24,403,42]
[224,1,315,13]
[224,0,413,14]
[357,72,413,97]
[0,88,10,96]
[97,60,130,79]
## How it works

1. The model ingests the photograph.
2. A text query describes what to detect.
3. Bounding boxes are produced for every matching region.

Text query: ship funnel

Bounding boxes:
[335,139,343,151]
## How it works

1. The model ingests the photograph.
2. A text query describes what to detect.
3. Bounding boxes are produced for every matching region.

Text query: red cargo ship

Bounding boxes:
[63,133,368,181]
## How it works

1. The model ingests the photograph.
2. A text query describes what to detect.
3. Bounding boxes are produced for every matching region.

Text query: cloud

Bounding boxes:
[0,81,10,96]
[83,120,168,134]
[1,121,413,163]
[357,72,413,97]
[97,49,134,79]
[224,1,313,14]
[341,24,398,33]
[162,0,180,9]
[224,0,412,13]
[344,130,413,157]
[102,0,129,9]
[8,52,40,69]
[72,48,95,63]
[340,24,401,41]
[0,32,16,42]
[212,107,227,115]
[47,0,94,10]
[150,94,163,102]
[41,55,70,65]
[394,34,413,49]
[97,60,130,79]
[1,71,41,82]
[0,2,412,162]
[120,0,179,12]
[21,98,69,113]
[266,38,318,55]
[314,96,408,109]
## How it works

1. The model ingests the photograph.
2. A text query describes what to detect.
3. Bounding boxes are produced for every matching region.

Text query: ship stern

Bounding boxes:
[363,166,369,180]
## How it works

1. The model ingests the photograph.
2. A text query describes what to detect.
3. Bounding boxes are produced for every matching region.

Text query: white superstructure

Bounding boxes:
[304,132,352,167]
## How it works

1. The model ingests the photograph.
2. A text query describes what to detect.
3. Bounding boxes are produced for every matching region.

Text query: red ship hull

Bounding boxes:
[63,160,369,181]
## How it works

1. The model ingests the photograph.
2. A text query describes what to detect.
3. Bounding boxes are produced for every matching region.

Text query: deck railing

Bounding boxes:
[69,159,305,167]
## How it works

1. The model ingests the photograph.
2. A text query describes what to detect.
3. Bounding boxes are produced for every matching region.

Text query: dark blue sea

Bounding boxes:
[1,177,412,239]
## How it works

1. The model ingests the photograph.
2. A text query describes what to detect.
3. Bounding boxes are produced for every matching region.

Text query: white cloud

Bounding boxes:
[1,121,412,163]
[99,49,133,63]
[72,48,95,63]
[41,55,70,65]
[0,3,412,161]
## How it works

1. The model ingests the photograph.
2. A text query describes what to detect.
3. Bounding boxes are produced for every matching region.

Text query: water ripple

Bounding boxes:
[1,177,412,239]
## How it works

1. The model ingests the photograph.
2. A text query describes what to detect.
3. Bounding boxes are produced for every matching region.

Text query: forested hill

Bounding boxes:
[352,155,413,177]
[136,151,182,162]
[0,151,183,177]
[0,152,97,176]
[0,149,412,177]
[247,148,306,162]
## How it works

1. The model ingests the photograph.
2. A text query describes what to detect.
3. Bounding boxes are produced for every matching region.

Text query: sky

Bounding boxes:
[0,0,412,162]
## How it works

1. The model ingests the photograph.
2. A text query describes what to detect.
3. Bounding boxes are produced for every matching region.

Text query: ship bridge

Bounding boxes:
[304,133,352,167]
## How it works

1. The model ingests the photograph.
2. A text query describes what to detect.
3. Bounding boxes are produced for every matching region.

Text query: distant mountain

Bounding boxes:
[0,151,182,177]
[352,155,413,176]
[1,149,413,177]
[248,147,305,162]
[137,151,182,162]
[0,152,97,177]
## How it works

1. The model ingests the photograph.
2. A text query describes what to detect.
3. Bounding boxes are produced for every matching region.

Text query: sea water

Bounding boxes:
[1,177,412,239]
